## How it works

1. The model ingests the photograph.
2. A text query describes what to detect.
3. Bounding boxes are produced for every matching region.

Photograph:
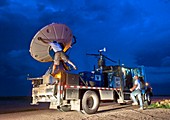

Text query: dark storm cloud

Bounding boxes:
[0,5,45,52]
[0,49,48,78]
[0,14,28,50]
[0,49,50,96]
[146,67,170,75]
[134,35,170,67]
[151,82,170,95]
[36,0,110,25]
[0,0,9,7]
[0,50,32,96]
[161,0,170,3]
[161,56,170,67]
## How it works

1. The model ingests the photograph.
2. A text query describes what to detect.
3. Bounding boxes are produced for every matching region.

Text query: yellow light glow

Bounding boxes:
[145,82,149,86]
[54,72,61,79]
[121,67,126,75]
[122,67,125,72]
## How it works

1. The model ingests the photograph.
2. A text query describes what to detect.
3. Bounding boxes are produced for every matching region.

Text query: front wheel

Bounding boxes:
[82,90,99,114]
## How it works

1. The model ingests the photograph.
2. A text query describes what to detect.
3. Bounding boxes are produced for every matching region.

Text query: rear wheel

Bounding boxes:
[82,90,99,114]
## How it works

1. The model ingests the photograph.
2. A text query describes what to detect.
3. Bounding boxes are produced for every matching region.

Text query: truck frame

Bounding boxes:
[28,63,151,114]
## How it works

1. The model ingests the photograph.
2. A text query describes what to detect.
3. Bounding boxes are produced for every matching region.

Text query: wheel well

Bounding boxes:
[79,89,100,110]
[79,89,100,100]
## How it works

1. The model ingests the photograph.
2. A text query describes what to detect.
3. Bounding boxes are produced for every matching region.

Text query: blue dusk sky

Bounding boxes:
[0,0,170,96]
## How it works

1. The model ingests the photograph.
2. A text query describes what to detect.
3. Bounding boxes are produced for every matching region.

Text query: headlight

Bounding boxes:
[145,82,149,86]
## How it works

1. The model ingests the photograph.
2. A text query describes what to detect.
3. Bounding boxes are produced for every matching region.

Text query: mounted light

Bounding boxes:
[145,82,149,86]
[54,72,61,80]
[98,47,106,52]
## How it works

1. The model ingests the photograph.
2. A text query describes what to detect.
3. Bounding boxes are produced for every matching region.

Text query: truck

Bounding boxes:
[28,23,152,114]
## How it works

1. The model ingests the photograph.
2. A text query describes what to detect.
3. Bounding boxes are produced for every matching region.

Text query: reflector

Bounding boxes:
[29,23,73,62]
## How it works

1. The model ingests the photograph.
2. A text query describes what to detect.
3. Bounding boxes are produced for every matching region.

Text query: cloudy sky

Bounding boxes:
[0,0,170,96]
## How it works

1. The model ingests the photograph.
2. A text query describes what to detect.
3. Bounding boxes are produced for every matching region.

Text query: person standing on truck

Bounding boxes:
[38,37,77,76]
[130,75,144,110]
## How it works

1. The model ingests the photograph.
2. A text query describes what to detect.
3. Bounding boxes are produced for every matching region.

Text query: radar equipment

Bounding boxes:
[86,48,117,70]
[29,23,75,62]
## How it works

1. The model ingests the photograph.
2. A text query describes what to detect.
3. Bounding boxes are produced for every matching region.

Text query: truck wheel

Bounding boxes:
[82,90,99,114]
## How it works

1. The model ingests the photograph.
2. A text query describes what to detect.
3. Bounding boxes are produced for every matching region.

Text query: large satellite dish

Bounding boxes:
[29,23,73,62]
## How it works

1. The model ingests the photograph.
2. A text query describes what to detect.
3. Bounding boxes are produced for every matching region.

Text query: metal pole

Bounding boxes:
[119,60,124,102]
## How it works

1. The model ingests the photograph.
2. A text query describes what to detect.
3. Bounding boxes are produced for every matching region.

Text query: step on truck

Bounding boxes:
[28,23,152,114]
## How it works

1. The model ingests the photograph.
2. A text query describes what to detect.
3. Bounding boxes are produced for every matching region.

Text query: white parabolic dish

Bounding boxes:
[29,23,73,62]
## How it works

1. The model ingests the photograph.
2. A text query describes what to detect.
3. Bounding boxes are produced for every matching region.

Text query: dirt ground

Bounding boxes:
[0,104,170,120]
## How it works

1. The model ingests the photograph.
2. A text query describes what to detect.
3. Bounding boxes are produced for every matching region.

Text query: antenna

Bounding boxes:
[29,23,74,62]
[98,47,106,53]
[87,47,117,69]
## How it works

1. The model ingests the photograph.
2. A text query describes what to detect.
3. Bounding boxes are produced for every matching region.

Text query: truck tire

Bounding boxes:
[82,90,99,114]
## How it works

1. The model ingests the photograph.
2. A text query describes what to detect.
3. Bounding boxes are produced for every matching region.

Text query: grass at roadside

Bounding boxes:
[148,99,170,109]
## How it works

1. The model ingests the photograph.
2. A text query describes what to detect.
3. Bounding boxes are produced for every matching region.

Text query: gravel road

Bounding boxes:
[0,103,170,120]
